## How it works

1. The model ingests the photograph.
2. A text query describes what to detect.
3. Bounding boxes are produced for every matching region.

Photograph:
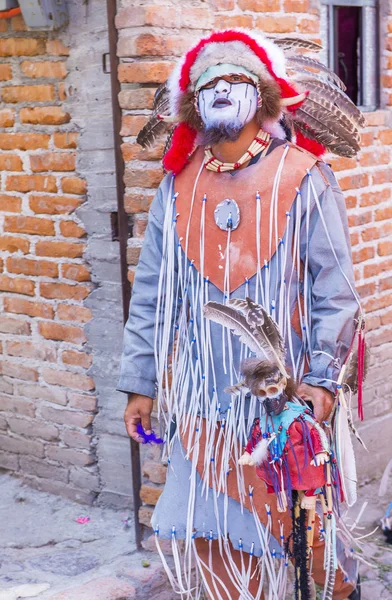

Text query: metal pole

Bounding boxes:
[106,0,142,550]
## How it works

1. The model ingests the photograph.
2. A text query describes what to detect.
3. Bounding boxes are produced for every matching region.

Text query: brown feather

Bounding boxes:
[286,55,346,90]
[136,83,171,148]
[270,37,322,52]
[294,77,366,127]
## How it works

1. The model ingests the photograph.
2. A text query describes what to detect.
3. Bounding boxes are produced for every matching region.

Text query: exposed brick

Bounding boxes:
[375,206,392,221]
[380,276,392,292]
[118,33,192,58]
[356,282,376,299]
[378,241,392,256]
[8,418,58,441]
[0,434,44,458]
[121,142,164,162]
[0,133,49,151]
[21,60,67,79]
[42,368,95,391]
[372,168,392,186]
[29,194,83,215]
[4,215,55,236]
[10,14,27,31]
[6,174,57,193]
[140,483,162,506]
[255,15,296,32]
[6,340,56,362]
[363,294,392,313]
[214,14,254,28]
[0,236,29,254]
[61,177,87,195]
[360,150,391,167]
[361,222,392,242]
[46,445,94,467]
[40,405,94,428]
[6,256,58,278]
[115,6,146,28]
[364,258,392,279]
[0,194,22,212]
[59,221,86,238]
[0,20,7,33]
[20,106,70,125]
[62,263,90,282]
[4,297,54,319]
[329,157,357,172]
[58,82,67,101]
[53,132,78,149]
[20,456,68,482]
[352,247,375,264]
[345,195,357,210]
[0,38,46,57]
[238,0,280,9]
[284,0,312,10]
[142,460,167,485]
[338,173,369,191]
[0,275,35,296]
[18,383,67,406]
[62,429,92,450]
[359,188,390,207]
[39,321,87,344]
[365,111,386,127]
[57,304,92,323]
[348,211,372,227]
[120,115,148,137]
[297,18,319,32]
[211,0,235,8]
[0,64,12,81]
[118,61,175,84]
[124,192,154,214]
[40,282,90,301]
[127,244,142,265]
[0,395,35,418]
[30,152,76,173]
[46,40,70,56]
[139,505,154,527]
[68,393,97,412]
[36,241,85,258]
[360,131,374,147]
[118,88,155,110]
[0,109,15,127]
[62,350,92,368]
[0,316,30,335]
[1,361,38,382]
[124,166,163,188]
[378,129,392,145]
[0,452,19,471]
[2,85,55,103]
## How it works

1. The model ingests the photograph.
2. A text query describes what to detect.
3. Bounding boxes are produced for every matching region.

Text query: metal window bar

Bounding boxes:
[321,0,379,111]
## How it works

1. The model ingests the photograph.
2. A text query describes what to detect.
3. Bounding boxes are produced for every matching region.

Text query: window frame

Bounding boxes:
[320,0,379,112]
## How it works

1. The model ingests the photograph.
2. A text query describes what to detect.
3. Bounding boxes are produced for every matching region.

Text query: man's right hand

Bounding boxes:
[124,394,154,443]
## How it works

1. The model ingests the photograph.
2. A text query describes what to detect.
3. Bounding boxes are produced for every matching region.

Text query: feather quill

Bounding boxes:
[270,37,322,52]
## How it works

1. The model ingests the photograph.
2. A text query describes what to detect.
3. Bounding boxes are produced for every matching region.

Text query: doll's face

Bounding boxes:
[197,74,258,130]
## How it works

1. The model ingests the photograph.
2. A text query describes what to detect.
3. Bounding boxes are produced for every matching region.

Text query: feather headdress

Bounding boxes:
[136,30,365,173]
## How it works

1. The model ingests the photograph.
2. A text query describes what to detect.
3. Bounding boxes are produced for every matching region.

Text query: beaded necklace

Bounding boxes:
[204,129,271,173]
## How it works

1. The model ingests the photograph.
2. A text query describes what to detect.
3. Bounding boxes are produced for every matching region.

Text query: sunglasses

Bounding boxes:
[199,73,257,90]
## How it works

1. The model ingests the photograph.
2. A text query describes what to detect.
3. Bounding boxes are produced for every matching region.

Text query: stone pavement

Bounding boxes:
[0,474,174,600]
[1,473,392,599]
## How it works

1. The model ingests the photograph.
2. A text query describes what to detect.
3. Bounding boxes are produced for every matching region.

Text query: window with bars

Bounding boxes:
[320,0,379,111]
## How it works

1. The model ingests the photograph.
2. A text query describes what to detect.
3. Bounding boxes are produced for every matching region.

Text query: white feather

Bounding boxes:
[251,438,270,465]
[336,403,357,507]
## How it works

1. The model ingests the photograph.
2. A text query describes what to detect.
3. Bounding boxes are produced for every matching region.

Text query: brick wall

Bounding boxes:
[0,2,130,507]
[115,0,392,529]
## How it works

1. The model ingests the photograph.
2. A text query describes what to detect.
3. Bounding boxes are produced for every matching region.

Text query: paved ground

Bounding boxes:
[0,473,392,599]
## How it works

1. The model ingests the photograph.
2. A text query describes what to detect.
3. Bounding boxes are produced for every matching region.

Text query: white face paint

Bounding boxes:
[198,79,258,130]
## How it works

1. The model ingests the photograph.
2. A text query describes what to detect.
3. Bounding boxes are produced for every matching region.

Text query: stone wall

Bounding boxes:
[0,1,132,507]
[115,0,392,529]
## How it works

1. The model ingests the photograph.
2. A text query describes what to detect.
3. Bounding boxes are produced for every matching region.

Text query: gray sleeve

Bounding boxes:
[299,163,360,394]
[117,179,171,398]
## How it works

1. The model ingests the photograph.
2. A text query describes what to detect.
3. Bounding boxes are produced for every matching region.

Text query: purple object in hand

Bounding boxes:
[137,423,164,444]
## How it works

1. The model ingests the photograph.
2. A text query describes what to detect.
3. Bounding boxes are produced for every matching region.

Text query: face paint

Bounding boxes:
[198,78,258,131]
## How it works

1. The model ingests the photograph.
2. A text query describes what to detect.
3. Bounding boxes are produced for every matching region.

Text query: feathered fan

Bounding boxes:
[203,298,295,412]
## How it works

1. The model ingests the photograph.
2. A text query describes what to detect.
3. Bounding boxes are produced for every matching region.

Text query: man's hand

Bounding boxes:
[124,394,153,443]
[297,382,335,423]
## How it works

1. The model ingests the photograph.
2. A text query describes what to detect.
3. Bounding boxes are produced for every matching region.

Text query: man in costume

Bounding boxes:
[118,30,366,599]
